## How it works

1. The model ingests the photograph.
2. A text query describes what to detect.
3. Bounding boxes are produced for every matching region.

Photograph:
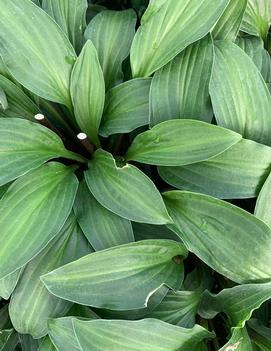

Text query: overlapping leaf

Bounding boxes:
[48,317,84,351]
[85,9,136,89]
[241,0,271,39]
[210,40,271,145]
[37,337,56,351]
[126,120,241,166]
[74,180,134,250]
[0,162,78,279]
[42,240,187,310]
[164,191,271,283]
[0,0,76,107]
[73,318,213,351]
[236,36,271,84]
[159,139,271,199]
[70,40,105,146]
[0,75,39,119]
[212,0,247,41]
[0,269,21,300]
[199,282,271,327]
[130,0,229,77]
[42,0,87,53]
[219,328,253,351]
[100,78,151,136]
[9,215,91,338]
[255,171,271,226]
[150,35,213,125]
[0,118,84,186]
[84,149,171,224]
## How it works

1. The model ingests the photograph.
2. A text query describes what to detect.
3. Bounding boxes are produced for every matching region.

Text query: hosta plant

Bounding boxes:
[0,0,271,350]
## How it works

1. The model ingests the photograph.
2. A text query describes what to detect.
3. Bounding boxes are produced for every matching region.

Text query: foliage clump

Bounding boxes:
[0,0,271,350]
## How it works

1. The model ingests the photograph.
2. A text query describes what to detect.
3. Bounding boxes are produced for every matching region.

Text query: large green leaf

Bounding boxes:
[0,75,39,119]
[84,9,136,90]
[130,0,229,77]
[199,282,271,327]
[74,180,134,250]
[99,78,151,137]
[241,0,271,39]
[126,120,241,166]
[70,40,105,147]
[219,327,253,351]
[150,35,213,126]
[212,0,247,40]
[255,171,271,226]
[0,269,21,300]
[42,240,187,310]
[159,138,271,199]
[42,0,87,53]
[84,149,171,224]
[0,0,76,108]
[73,318,213,351]
[0,118,84,186]
[0,162,78,279]
[9,215,91,338]
[210,40,271,145]
[163,191,271,284]
[236,36,271,84]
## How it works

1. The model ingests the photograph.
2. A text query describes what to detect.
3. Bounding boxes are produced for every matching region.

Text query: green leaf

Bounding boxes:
[236,36,271,84]
[73,318,213,351]
[0,269,21,300]
[9,214,91,338]
[212,0,247,41]
[96,285,168,320]
[219,327,253,351]
[163,191,271,284]
[42,0,87,53]
[132,222,181,242]
[99,78,151,137]
[19,335,41,351]
[0,162,78,279]
[84,9,136,90]
[159,138,271,199]
[0,75,39,119]
[84,149,171,224]
[48,317,92,351]
[42,240,187,310]
[37,337,56,351]
[0,117,85,186]
[248,319,271,350]
[70,40,105,147]
[150,35,213,126]
[0,331,13,350]
[210,40,271,145]
[130,0,229,77]
[74,180,134,250]
[255,171,271,226]
[241,0,271,39]
[199,282,271,327]
[146,290,201,328]
[0,0,76,107]
[126,120,241,166]
[0,330,18,351]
